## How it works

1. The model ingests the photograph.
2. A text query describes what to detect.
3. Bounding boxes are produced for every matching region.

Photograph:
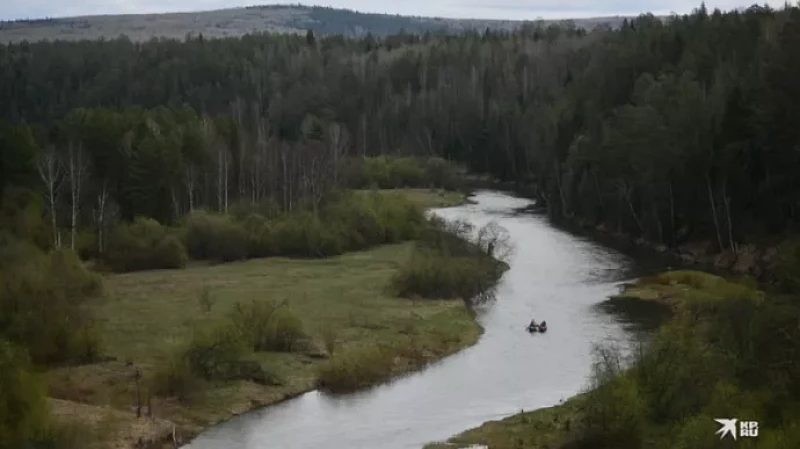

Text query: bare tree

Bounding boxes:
[475,221,514,262]
[201,117,229,213]
[37,145,63,248]
[93,179,110,254]
[327,122,349,185]
[65,140,89,251]
[182,163,195,212]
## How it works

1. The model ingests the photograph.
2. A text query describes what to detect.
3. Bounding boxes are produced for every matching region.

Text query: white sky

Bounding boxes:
[0,1,786,21]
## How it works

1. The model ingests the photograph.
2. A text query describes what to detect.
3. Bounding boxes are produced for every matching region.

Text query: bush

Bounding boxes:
[0,340,49,448]
[0,243,103,365]
[423,157,464,190]
[105,218,187,272]
[320,191,425,250]
[150,354,199,401]
[0,187,51,250]
[238,213,276,258]
[182,325,248,381]
[634,323,721,423]
[184,210,248,262]
[668,414,726,449]
[316,344,396,392]
[392,249,502,300]
[392,221,508,304]
[151,324,275,400]
[580,346,647,449]
[229,300,307,352]
[270,212,345,257]
[342,156,465,190]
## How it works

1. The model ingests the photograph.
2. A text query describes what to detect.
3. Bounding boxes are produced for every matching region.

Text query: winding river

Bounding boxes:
[185,190,665,449]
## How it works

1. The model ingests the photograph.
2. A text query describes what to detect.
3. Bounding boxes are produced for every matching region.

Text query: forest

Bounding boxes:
[1,3,799,252]
[2,2,800,448]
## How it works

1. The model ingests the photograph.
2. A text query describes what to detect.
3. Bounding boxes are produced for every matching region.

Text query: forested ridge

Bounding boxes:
[2,3,799,256]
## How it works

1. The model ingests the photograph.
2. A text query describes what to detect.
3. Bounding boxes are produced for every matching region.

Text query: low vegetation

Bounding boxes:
[430,261,800,449]
[104,218,187,272]
[316,307,479,393]
[0,184,493,448]
[610,270,762,307]
[343,156,467,192]
[94,186,442,273]
[392,218,510,305]
[1,188,499,448]
[424,396,585,449]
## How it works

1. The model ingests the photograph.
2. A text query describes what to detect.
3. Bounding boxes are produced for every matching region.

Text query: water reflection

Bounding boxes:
[185,190,666,449]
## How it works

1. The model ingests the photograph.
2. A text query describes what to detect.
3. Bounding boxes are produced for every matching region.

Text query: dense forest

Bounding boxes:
[2,3,799,254]
[2,2,800,448]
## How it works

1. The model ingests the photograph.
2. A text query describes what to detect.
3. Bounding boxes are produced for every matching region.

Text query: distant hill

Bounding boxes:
[0,4,633,44]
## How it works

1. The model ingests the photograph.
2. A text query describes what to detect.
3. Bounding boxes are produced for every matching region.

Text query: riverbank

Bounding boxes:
[424,268,779,449]
[44,189,492,449]
[424,395,586,449]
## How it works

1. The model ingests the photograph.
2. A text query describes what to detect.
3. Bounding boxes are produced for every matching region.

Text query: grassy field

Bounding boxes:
[609,270,762,307]
[46,189,480,448]
[424,395,586,449]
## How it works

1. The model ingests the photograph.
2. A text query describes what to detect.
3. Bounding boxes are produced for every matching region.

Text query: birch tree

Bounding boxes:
[37,145,63,248]
[65,140,89,251]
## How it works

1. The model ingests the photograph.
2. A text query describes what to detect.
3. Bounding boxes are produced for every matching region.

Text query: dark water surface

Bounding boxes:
[184,190,665,449]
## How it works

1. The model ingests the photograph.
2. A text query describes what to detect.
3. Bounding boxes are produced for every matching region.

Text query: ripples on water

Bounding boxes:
[185,190,666,449]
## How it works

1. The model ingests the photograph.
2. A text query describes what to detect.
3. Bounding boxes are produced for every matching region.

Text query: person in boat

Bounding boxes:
[528,319,537,331]
[539,320,547,331]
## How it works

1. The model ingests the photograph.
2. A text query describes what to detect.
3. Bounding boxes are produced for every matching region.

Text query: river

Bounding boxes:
[184,190,666,449]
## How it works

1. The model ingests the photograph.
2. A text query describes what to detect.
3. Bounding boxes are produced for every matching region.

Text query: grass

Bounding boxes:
[46,188,483,447]
[610,270,763,307]
[424,395,586,449]
[316,306,479,392]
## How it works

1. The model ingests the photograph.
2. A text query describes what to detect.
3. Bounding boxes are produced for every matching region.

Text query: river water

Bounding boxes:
[185,190,665,449]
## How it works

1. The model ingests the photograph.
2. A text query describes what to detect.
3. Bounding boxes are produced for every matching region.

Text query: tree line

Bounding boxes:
[3,4,799,253]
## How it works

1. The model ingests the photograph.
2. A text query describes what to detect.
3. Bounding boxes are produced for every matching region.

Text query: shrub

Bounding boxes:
[0,340,49,448]
[392,221,508,304]
[423,157,464,190]
[389,157,424,187]
[580,346,647,449]
[229,300,307,352]
[668,414,725,449]
[634,323,721,423]
[342,156,465,190]
[392,249,502,300]
[150,354,199,401]
[271,213,345,258]
[183,325,248,381]
[0,244,103,365]
[184,210,248,262]
[238,213,276,258]
[105,218,187,272]
[316,344,396,392]
[152,324,273,400]
[0,187,51,250]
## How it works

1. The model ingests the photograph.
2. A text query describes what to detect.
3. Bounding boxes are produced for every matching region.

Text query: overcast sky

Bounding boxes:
[0,1,780,21]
